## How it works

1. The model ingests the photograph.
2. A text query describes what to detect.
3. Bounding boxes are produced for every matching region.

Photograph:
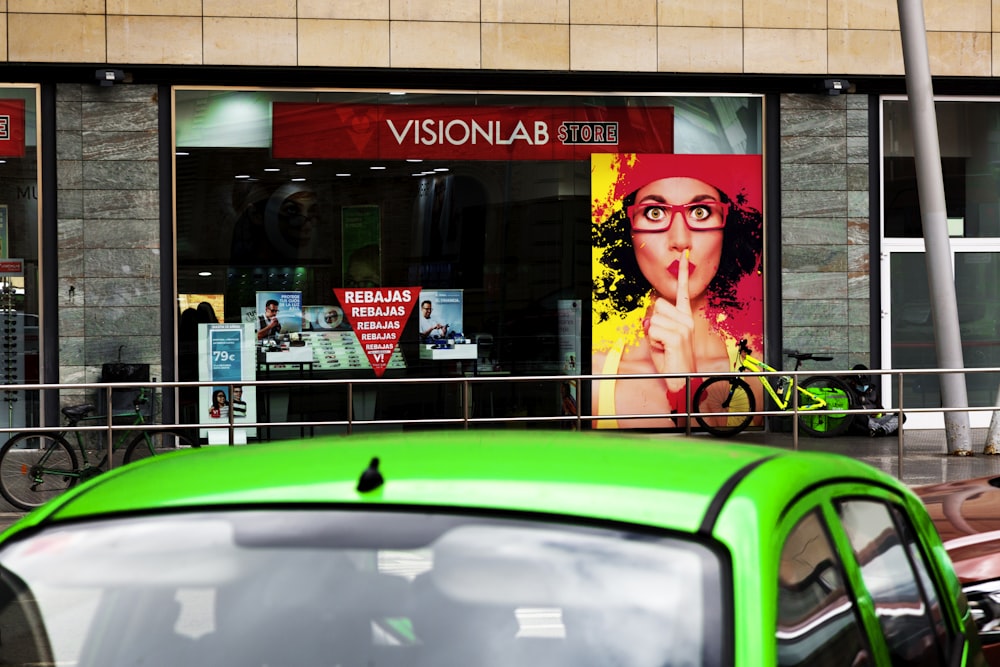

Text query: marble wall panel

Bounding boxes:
[782,325,850,355]
[391,0,481,22]
[782,298,848,326]
[82,189,158,219]
[59,305,86,340]
[848,298,870,325]
[82,100,157,133]
[781,110,846,137]
[781,217,849,245]
[781,135,847,164]
[782,93,848,111]
[81,130,158,161]
[848,271,870,300]
[482,23,569,70]
[781,163,847,191]
[58,219,84,250]
[389,21,481,68]
[570,0,655,25]
[203,17,297,66]
[298,19,390,68]
[298,0,389,19]
[570,24,656,71]
[106,0,202,15]
[84,220,158,249]
[81,161,158,191]
[83,332,160,364]
[482,0,568,23]
[58,160,83,191]
[107,15,203,64]
[56,190,83,221]
[782,190,849,219]
[86,276,159,306]
[57,130,83,160]
[782,245,848,273]
[780,271,849,299]
[847,109,868,137]
[656,0,743,27]
[82,248,160,278]
[203,0,295,18]
[847,164,868,191]
[8,12,105,62]
[657,27,742,73]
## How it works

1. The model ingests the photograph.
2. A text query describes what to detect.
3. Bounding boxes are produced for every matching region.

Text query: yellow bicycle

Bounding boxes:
[692,338,855,438]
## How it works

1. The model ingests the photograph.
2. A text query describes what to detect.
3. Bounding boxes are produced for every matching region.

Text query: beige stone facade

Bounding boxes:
[0,1,995,76]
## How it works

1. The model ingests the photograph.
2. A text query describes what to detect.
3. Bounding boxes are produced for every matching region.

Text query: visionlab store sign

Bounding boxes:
[272,103,673,160]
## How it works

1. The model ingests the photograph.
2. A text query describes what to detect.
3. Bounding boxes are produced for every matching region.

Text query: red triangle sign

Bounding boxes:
[333,287,420,377]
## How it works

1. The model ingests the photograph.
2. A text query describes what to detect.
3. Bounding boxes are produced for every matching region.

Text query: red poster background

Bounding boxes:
[333,287,420,377]
[273,103,672,161]
[0,100,25,158]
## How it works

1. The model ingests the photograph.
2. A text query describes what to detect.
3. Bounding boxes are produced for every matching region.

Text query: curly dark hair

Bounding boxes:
[593,188,762,322]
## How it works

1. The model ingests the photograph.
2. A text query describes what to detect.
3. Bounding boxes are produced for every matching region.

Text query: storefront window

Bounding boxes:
[883,98,1000,421]
[173,89,762,431]
[0,87,40,430]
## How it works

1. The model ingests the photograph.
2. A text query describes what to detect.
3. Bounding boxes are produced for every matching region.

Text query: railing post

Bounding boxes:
[105,384,115,469]
[897,371,904,479]
[347,382,353,435]
[791,374,799,450]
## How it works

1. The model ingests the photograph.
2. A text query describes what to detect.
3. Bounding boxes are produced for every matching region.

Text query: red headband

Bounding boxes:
[606,153,763,211]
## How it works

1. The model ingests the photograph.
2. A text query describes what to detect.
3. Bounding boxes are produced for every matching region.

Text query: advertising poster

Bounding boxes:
[591,153,764,429]
[303,305,346,331]
[178,292,224,316]
[416,289,463,343]
[558,299,581,429]
[255,290,303,340]
[342,205,381,287]
[198,323,257,439]
[332,286,420,377]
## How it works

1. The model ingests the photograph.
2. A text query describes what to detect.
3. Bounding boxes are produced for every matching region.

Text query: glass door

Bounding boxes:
[882,244,1000,428]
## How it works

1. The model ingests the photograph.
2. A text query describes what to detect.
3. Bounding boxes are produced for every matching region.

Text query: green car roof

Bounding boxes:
[10,430,907,538]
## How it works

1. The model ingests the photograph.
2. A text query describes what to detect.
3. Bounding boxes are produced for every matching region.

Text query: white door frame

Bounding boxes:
[880,239,1000,429]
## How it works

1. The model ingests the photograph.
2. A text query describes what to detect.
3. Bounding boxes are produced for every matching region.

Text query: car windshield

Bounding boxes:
[0,509,726,667]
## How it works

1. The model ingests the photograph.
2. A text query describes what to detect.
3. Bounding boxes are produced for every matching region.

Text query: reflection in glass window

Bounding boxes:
[838,499,948,666]
[777,510,870,666]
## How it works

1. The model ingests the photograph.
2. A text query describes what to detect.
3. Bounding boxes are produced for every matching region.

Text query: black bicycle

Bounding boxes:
[0,387,198,510]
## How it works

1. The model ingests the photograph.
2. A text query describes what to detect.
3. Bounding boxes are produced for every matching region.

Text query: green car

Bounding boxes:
[0,431,986,666]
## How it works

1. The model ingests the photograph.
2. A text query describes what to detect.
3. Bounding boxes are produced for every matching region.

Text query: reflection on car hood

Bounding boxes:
[913,475,1000,582]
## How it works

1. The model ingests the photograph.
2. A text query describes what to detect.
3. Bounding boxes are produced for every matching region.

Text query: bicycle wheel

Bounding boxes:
[797,376,855,437]
[693,377,756,437]
[0,433,79,511]
[124,429,199,464]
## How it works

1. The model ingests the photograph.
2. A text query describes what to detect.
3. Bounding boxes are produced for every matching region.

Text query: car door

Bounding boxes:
[775,486,985,666]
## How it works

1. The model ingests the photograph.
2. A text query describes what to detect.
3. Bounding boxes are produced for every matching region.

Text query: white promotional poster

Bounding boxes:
[198,322,257,441]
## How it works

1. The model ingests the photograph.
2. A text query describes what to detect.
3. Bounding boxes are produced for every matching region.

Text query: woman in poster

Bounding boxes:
[592,154,763,429]
[209,389,229,419]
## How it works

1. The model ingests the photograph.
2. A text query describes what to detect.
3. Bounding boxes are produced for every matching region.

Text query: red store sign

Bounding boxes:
[272,103,673,161]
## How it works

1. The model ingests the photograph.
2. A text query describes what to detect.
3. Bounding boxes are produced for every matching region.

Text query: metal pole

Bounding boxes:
[896,0,972,454]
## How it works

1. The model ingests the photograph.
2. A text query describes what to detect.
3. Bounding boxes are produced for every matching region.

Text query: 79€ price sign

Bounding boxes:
[333,287,420,377]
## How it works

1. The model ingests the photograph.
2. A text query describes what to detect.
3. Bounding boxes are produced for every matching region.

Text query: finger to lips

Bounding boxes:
[676,249,691,314]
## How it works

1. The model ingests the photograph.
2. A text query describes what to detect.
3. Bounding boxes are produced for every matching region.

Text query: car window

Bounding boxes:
[777,509,872,666]
[0,510,729,667]
[837,499,951,667]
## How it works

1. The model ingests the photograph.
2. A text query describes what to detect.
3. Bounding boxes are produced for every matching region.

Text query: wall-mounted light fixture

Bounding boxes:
[824,79,852,95]
[95,69,126,86]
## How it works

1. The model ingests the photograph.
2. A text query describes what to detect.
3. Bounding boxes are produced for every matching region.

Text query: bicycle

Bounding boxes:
[691,338,856,438]
[0,386,198,510]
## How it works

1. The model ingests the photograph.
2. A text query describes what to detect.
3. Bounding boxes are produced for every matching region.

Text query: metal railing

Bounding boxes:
[1,365,998,475]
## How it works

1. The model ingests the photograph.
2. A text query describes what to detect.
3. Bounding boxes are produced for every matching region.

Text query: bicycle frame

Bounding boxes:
[736,348,830,413]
